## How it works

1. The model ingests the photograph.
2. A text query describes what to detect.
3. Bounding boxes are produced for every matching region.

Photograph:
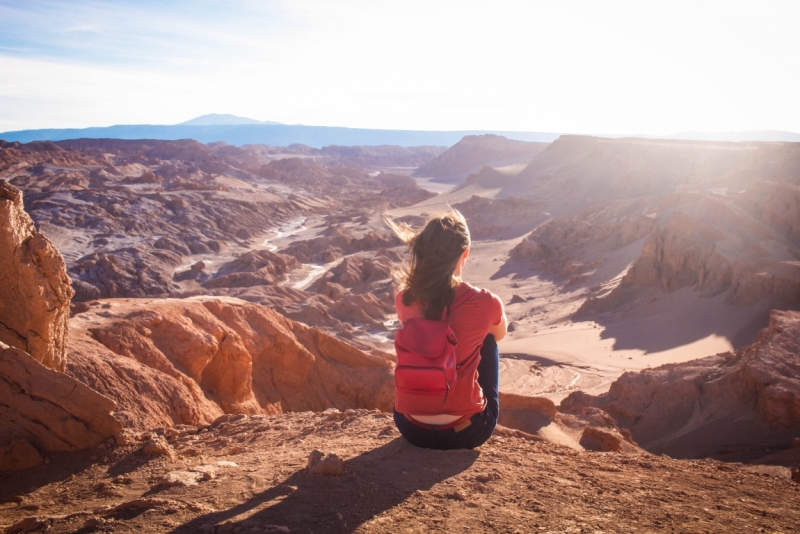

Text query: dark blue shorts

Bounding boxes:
[393,334,500,450]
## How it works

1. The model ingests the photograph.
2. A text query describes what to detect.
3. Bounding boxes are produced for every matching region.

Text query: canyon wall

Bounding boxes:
[561,309,800,459]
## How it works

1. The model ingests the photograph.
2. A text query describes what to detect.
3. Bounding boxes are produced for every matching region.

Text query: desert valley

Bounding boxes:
[1,131,799,533]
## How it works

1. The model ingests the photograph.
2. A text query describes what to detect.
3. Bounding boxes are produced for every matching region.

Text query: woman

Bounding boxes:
[387,210,507,449]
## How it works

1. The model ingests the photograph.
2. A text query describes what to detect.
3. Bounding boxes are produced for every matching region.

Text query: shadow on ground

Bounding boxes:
[169,438,479,533]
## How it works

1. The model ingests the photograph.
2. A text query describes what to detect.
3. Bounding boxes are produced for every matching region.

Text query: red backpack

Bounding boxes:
[394,288,477,405]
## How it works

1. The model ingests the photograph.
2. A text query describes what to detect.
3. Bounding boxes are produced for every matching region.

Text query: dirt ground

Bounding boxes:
[1,410,798,534]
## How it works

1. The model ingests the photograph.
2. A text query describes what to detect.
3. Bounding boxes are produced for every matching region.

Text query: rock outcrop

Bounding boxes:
[68,297,395,430]
[561,309,800,459]
[576,187,800,317]
[453,195,548,239]
[203,250,299,289]
[0,180,73,371]
[414,134,548,182]
[0,341,121,451]
[510,197,657,281]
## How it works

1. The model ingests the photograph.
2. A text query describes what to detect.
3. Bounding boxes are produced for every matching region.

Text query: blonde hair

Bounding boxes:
[386,210,471,319]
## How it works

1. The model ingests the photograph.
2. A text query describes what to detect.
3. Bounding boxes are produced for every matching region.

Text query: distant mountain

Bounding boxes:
[177,114,282,126]
[664,130,800,143]
[413,134,549,183]
[0,124,560,148]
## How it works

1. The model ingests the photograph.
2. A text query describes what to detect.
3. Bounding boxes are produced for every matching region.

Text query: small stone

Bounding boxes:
[159,470,203,487]
[190,465,218,481]
[199,524,215,534]
[791,437,800,449]
[142,435,173,457]
[114,432,128,446]
[307,449,344,475]
[476,470,502,483]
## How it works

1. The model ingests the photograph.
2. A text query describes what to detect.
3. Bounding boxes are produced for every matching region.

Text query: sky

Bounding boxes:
[1,0,799,134]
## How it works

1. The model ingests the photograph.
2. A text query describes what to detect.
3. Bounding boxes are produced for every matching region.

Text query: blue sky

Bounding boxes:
[1,0,799,134]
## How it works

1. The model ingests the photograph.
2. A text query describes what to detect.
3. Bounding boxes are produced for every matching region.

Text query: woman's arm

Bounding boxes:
[488,300,508,341]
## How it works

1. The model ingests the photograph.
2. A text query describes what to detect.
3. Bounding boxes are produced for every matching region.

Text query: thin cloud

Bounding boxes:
[1,0,799,133]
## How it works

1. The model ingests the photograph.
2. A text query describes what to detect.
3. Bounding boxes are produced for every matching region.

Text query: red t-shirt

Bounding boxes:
[394,281,503,416]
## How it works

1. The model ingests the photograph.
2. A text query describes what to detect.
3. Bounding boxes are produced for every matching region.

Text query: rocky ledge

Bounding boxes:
[0,410,798,533]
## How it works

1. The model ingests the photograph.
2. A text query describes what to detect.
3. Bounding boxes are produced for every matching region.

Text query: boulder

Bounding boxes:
[580,427,623,452]
[498,393,556,435]
[0,440,43,471]
[0,180,73,371]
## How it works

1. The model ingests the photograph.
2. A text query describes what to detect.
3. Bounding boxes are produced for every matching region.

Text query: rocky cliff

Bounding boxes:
[562,309,800,460]
[0,180,73,372]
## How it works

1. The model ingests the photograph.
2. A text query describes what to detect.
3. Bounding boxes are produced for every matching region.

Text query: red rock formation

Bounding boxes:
[203,250,300,289]
[0,342,121,451]
[283,226,400,263]
[68,298,395,430]
[0,180,73,371]
[561,310,800,460]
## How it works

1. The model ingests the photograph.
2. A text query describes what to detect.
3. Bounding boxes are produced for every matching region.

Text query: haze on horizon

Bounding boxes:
[1,0,798,136]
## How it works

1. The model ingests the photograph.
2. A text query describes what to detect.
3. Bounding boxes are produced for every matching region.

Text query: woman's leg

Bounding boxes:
[457,333,500,448]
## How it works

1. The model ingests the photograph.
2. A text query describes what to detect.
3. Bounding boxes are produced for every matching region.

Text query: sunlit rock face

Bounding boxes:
[0,180,73,372]
[68,297,396,430]
[561,309,800,459]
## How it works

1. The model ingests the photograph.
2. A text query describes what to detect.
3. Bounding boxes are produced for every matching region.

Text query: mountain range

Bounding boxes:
[2,113,799,148]
[0,114,559,147]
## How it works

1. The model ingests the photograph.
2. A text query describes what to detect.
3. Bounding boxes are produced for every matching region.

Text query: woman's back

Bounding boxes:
[395,281,503,366]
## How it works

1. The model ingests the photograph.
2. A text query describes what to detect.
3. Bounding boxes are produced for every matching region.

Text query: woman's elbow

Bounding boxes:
[489,318,507,341]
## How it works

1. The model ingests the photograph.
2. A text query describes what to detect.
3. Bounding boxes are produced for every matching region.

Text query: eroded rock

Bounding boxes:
[562,310,800,459]
[67,297,395,430]
[0,180,73,371]
[0,342,121,451]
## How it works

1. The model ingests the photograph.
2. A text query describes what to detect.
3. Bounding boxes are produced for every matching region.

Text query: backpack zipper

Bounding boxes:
[395,365,452,403]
